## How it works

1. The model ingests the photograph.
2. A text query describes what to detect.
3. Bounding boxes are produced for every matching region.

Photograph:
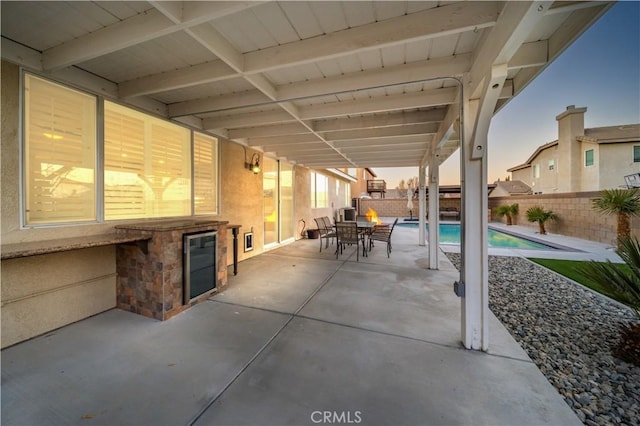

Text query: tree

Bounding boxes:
[495,203,519,225]
[577,236,640,365]
[592,188,640,249]
[396,179,408,198]
[526,206,557,235]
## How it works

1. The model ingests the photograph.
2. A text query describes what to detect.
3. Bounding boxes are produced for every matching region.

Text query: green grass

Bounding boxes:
[528,258,631,303]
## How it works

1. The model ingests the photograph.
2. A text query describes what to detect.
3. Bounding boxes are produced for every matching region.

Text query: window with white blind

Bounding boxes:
[23,74,97,224]
[193,132,218,215]
[310,172,328,208]
[23,73,220,225]
[344,182,351,206]
[104,101,191,220]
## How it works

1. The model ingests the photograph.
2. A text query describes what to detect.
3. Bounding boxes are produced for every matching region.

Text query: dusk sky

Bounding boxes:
[376,1,640,188]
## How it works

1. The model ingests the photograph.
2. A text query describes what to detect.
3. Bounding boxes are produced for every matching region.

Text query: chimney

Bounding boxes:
[556,105,586,137]
[556,105,587,192]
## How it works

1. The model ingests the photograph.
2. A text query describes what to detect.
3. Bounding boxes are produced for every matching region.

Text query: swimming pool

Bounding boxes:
[397,222,556,250]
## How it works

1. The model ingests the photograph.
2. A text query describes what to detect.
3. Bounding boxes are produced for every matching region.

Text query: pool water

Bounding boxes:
[398,222,556,250]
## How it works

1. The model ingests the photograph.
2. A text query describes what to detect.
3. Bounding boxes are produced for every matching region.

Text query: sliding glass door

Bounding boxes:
[263,159,294,248]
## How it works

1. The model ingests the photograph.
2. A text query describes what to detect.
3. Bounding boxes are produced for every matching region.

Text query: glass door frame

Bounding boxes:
[263,158,295,250]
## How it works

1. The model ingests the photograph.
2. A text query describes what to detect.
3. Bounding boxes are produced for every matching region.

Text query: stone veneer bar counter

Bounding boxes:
[115,219,228,321]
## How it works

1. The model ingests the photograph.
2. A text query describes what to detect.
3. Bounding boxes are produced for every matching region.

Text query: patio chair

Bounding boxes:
[314,217,336,252]
[335,221,361,261]
[369,217,398,258]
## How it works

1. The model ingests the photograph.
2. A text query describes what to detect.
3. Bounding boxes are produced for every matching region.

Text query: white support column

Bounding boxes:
[418,166,426,247]
[459,63,508,351]
[460,93,488,351]
[427,156,440,269]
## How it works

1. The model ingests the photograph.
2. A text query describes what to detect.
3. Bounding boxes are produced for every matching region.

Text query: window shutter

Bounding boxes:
[104,101,191,219]
[193,132,218,215]
[24,74,96,224]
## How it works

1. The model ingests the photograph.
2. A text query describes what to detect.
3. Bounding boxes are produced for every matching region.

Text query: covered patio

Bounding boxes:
[1,226,580,425]
[1,0,614,352]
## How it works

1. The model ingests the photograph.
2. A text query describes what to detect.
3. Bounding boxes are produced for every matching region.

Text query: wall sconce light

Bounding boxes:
[243,146,261,174]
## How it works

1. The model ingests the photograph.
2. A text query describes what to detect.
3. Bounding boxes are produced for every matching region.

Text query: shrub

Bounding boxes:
[526,206,557,235]
[495,203,519,225]
[577,236,640,365]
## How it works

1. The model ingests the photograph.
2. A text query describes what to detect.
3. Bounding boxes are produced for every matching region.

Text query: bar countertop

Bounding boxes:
[115,220,229,232]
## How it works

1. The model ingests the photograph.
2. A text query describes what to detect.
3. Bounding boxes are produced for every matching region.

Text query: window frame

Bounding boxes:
[548,159,555,171]
[310,171,329,209]
[21,72,99,227]
[633,145,640,163]
[104,100,193,220]
[584,149,595,167]
[20,71,221,228]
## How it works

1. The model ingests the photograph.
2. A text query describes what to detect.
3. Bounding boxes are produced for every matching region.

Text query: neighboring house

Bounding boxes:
[347,168,378,199]
[489,180,532,198]
[508,105,640,193]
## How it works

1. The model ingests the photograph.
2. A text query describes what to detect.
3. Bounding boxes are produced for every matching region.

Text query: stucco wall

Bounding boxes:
[1,61,119,348]
[581,142,599,191]
[600,143,640,189]
[489,192,640,246]
[511,168,530,188]
[530,146,559,193]
[1,246,116,348]
[295,166,313,238]
[0,60,359,347]
[217,141,265,261]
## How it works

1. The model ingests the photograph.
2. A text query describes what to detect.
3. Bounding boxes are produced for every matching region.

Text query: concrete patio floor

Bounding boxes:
[1,226,581,426]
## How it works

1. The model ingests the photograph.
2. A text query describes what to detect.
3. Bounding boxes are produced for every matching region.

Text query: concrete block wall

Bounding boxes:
[489,192,639,246]
[358,197,461,218]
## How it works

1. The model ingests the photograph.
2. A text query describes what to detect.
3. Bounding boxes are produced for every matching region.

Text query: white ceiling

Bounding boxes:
[1,1,612,169]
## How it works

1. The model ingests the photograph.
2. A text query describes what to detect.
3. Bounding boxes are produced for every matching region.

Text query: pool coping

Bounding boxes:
[398,219,582,252]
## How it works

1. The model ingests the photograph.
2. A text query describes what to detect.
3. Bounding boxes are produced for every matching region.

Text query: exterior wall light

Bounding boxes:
[243,145,261,174]
[248,153,261,174]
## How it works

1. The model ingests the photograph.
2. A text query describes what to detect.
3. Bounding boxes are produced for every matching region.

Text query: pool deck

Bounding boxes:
[435,221,622,262]
[0,223,588,426]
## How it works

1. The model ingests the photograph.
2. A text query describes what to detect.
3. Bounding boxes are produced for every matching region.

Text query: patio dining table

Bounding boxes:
[334,220,387,258]
[337,221,377,257]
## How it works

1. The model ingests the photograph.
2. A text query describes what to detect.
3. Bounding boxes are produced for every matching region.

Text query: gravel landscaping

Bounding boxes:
[446,254,640,426]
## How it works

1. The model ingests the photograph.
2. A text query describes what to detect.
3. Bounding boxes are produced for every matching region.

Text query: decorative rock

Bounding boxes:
[446,254,640,426]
